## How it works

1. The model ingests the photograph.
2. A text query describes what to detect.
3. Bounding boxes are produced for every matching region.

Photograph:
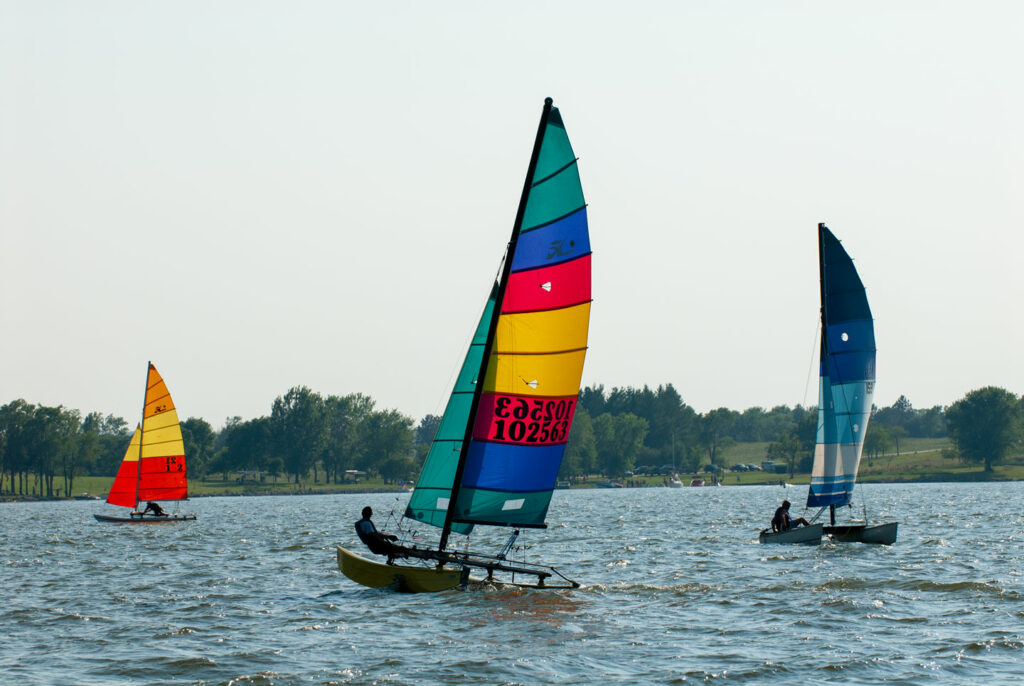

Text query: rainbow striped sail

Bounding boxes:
[106,363,189,508]
[807,224,875,508]
[407,98,590,545]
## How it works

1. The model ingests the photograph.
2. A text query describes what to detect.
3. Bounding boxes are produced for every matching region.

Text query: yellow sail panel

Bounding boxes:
[493,302,590,354]
[483,349,587,397]
[144,364,176,418]
[141,409,185,458]
[122,426,141,462]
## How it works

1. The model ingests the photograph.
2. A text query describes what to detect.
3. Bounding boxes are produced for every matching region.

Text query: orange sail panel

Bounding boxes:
[106,426,142,508]
[138,364,188,502]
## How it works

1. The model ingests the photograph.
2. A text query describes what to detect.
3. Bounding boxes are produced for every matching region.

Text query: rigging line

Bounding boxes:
[803,318,821,410]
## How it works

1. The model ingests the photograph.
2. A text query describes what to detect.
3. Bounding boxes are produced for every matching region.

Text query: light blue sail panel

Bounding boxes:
[404,295,496,533]
[808,226,876,509]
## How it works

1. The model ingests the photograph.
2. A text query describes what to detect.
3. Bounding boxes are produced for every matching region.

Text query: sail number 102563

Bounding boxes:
[473,395,577,446]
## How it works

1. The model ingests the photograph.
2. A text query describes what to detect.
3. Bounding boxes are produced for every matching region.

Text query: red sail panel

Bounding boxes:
[472,393,577,446]
[502,254,591,314]
[137,454,188,502]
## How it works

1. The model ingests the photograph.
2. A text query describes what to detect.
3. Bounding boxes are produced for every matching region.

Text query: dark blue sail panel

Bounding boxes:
[808,225,876,509]
[460,442,565,492]
[821,228,872,323]
[511,208,590,271]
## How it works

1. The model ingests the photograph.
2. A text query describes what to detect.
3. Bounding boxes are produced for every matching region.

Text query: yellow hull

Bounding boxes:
[336,546,466,593]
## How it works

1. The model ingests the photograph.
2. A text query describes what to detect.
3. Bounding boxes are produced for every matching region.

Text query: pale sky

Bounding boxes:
[2,2,1022,429]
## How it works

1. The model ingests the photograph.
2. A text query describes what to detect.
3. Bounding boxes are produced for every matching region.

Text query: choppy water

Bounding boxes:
[2,482,1022,684]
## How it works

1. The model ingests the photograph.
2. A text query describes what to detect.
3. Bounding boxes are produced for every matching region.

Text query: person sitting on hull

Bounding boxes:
[142,501,167,517]
[771,499,809,533]
[355,506,406,560]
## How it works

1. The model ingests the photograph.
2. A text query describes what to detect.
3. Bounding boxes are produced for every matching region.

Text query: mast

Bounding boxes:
[818,223,828,367]
[817,224,828,522]
[135,361,151,510]
[438,97,555,552]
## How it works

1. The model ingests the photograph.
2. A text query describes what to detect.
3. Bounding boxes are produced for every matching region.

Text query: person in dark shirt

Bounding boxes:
[143,501,167,517]
[355,506,405,558]
[771,500,809,532]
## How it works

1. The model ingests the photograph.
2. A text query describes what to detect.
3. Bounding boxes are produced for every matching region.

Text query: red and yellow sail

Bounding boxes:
[106,363,188,508]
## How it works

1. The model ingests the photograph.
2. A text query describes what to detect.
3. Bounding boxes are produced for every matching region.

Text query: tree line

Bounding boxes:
[2,384,1021,496]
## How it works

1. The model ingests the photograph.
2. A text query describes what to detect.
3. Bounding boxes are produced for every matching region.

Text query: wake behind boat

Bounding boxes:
[337,98,590,591]
[94,362,196,525]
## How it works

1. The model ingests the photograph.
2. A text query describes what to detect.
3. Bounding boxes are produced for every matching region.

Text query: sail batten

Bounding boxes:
[807,225,875,509]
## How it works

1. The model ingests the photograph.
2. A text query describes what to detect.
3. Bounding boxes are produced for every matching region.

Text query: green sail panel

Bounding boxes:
[404,293,496,533]
[521,163,584,231]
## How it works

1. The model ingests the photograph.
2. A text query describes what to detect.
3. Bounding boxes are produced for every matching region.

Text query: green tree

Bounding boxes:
[413,413,442,464]
[357,408,414,476]
[322,394,374,483]
[945,386,1023,473]
[863,423,893,464]
[560,406,597,479]
[379,455,417,484]
[271,386,328,483]
[181,417,216,479]
[0,400,34,493]
[699,408,738,468]
[593,412,648,477]
[767,432,802,478]
[222,417,272,477]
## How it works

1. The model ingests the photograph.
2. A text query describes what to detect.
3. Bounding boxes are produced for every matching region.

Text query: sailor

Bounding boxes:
[355,506,405,558]
[771,500,809,532]
[142,501,167,517]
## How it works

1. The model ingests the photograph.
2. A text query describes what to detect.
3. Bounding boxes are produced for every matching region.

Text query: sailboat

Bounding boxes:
[337,97,590,591]
[760,224,896,545]
[94,363,196,524]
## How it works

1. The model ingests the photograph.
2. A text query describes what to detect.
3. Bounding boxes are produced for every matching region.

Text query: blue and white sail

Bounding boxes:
[807,224,876,508]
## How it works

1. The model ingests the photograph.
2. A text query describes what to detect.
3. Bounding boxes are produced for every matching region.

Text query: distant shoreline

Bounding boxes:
[3,475,1020,504]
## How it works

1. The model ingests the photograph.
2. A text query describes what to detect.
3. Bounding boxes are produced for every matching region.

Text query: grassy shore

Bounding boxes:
[4,437,1023,501]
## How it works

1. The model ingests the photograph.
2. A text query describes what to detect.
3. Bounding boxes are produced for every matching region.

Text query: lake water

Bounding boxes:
[2,482,1022,684]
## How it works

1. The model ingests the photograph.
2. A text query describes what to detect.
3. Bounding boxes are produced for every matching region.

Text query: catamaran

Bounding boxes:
[94,363,196,524]
[760,223,896,545]
[337,97,590,591]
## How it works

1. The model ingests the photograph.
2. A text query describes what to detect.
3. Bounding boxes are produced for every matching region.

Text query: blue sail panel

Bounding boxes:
[807,225,875,510]
[511,208,590,271]
[461,441,565,492]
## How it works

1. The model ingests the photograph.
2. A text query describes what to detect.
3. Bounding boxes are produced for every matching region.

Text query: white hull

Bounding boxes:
[759,523,823,545]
